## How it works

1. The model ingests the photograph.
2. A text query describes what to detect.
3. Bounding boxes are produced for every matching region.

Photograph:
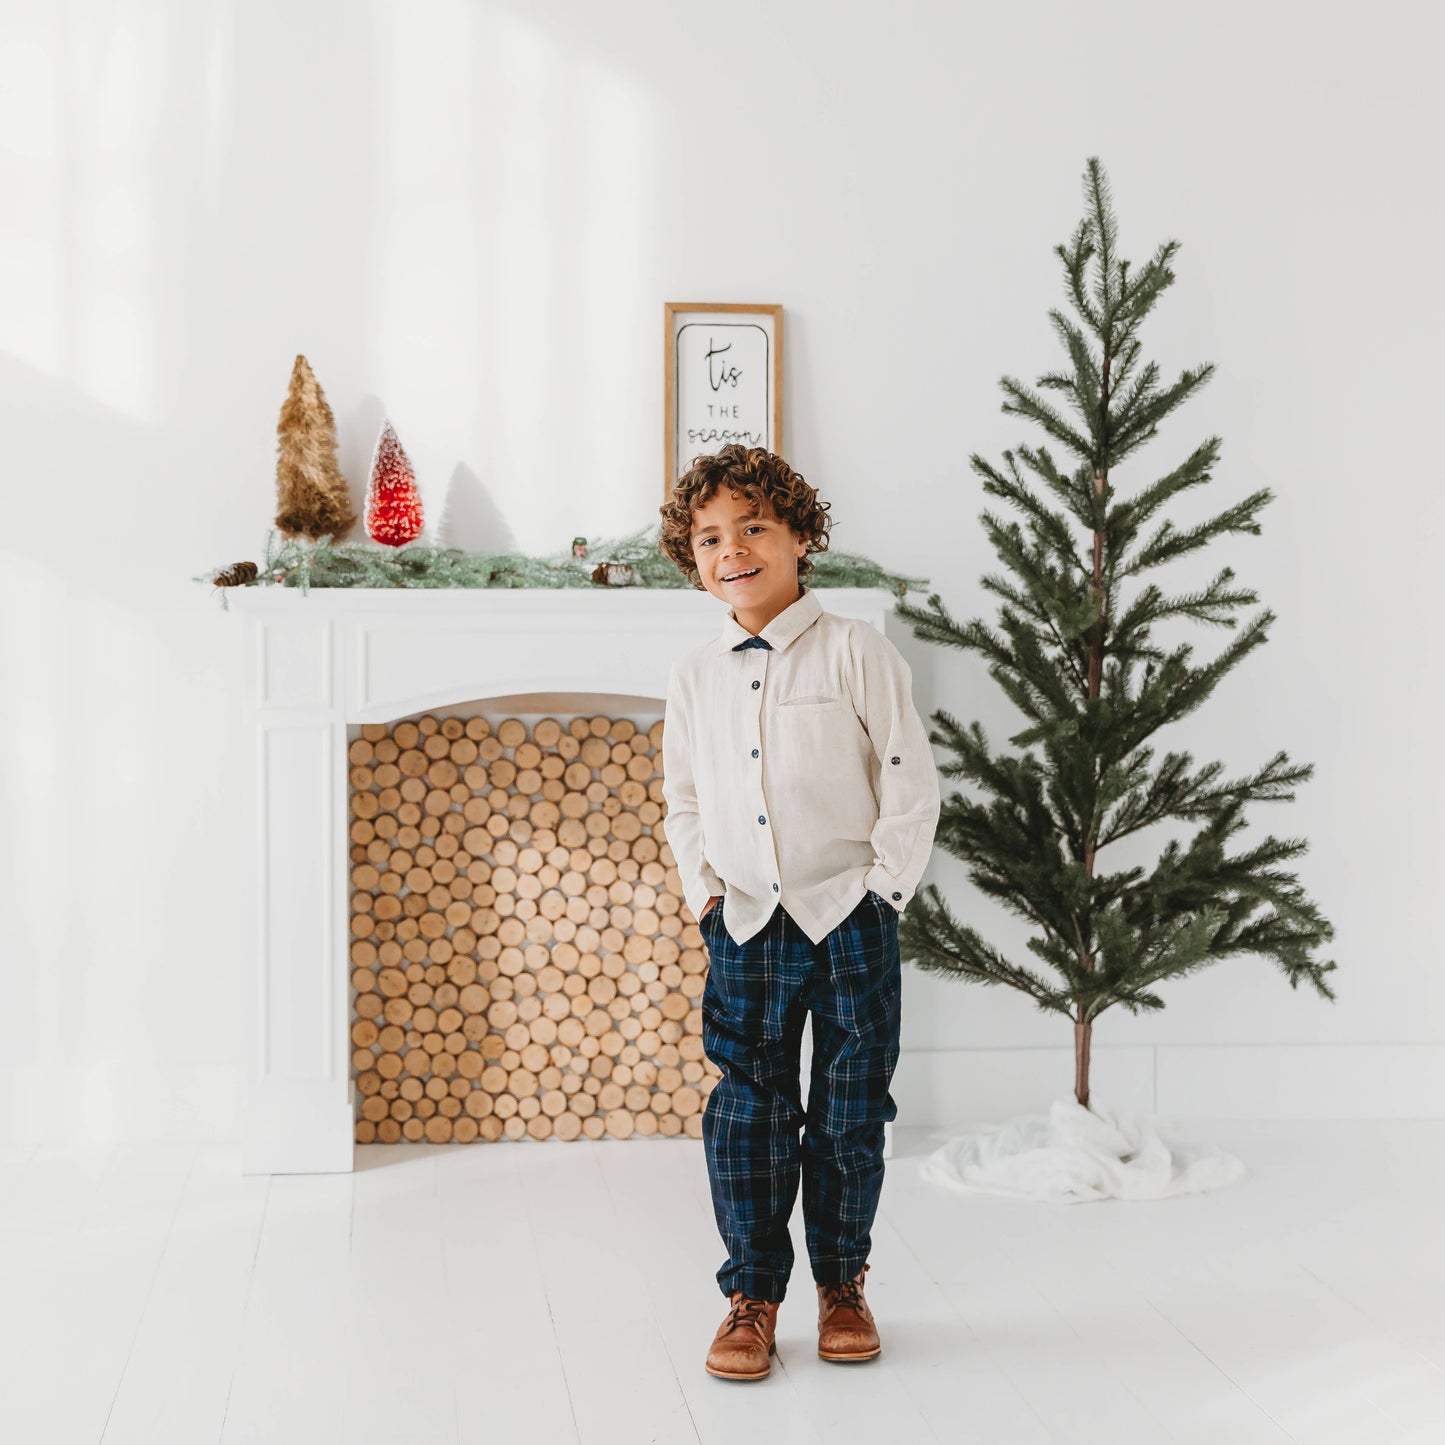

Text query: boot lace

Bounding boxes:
[725,1295,772,1334]
[823,1262,870,1313]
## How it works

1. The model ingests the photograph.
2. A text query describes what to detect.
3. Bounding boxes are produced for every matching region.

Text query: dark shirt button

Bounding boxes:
[891,756,901,765]
[772,883,779,891]
[751,680,760,690]
[751,749,759,758]
[758,815,766,825]
[892,891,902,901]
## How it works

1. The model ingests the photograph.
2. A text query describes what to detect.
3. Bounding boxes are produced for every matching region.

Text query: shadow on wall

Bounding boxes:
[433,461,520,554]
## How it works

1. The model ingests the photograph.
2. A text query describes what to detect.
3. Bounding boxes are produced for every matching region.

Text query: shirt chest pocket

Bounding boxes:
[766,695,874,834]
[770,694,861,744]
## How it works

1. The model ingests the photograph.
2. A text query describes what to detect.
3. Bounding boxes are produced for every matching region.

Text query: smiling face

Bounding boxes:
[689,487,809,632]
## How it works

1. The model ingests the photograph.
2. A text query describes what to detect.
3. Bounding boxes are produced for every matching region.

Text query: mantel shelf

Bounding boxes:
[224,584,896,614]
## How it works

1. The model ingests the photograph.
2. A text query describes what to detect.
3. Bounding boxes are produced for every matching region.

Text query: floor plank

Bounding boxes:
[99,1148,270,1444]
[593,1135,824,1445]
[0,1144,194,1445]
[517,1140,701,1445]
[437,1141,580,1445]
[218,1168,354,1443]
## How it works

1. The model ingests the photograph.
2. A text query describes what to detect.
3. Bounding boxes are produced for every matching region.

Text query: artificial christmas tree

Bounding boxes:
[274,355,356,542]
[897,159,1336,1142]
[365,419,424,547]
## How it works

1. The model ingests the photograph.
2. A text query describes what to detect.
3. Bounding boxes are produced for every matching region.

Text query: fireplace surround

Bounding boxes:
[229,584,896,1173]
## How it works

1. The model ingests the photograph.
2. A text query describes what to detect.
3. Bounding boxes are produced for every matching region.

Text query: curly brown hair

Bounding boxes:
[657,445,832,590]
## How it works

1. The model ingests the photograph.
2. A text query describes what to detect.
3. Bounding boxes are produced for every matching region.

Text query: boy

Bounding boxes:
[657,444,940,1381]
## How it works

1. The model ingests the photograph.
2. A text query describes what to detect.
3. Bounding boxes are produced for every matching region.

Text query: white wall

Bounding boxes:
[3,0,1441,1143]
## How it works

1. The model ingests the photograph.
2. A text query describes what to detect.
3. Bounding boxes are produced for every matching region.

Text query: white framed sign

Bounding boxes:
[664,302,783,494]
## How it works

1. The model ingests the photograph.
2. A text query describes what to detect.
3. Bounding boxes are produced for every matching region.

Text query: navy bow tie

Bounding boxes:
[733,635,773,651]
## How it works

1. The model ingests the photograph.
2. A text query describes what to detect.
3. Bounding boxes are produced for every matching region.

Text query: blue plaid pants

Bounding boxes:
[698,887,902,1302]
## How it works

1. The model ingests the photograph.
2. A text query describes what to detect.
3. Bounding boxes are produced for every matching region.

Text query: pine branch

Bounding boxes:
[998,376,1097,462]
[899,886,1076,1015]
[999,610,1086,722]
[1112,363,1217,463]
[975,571,1091,693]
[976,507,1093,651]
[1116,238,1181,331]
[1039,307,1105,439]
[1083,156,1120,337]
[1111,567,1259,649]
[1055,217,1103,336]
[1108,437,1222,561]
[1107,822,1337,1005]
[1130,608,1275,749]
[1106,359,1162,435]
[928,727,1086,920]
[974,451,1089,557]
[893,591,980,653]
[1123,486,1274,577]
[1105,335,1146,398]
[1089,906,1229,1019]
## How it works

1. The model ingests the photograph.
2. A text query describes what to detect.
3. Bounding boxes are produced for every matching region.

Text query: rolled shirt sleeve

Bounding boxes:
[853,629,941,911]
[660,663,726,922]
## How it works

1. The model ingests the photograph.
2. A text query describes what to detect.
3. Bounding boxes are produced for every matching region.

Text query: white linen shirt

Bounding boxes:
[661,584,941,946]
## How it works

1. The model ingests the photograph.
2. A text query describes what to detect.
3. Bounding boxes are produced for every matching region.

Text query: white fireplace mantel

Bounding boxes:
[228,584,898,1173]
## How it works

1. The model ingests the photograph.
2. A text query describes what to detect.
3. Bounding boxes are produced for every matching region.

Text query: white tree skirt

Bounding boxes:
[919,1098,1246,1204]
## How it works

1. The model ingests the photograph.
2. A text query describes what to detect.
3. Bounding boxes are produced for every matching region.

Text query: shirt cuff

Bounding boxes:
[864,864,909,912]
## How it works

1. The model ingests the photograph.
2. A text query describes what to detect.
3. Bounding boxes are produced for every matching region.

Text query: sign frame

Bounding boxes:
[663,302,784,497]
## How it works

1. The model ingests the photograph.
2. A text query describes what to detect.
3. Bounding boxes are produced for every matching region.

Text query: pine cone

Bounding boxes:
[214,561,259,587]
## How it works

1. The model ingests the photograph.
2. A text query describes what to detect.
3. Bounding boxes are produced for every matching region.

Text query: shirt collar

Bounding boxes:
[720,584,823,654]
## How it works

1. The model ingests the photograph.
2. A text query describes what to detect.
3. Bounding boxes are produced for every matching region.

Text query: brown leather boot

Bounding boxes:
[816,1262,881,1361]
[705,1291,781,1380]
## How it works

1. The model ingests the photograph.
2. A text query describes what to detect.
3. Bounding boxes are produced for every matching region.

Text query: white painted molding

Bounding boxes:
[892,1043,1445,1125]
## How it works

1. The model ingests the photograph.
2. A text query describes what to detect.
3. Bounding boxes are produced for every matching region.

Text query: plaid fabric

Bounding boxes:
[699,887,901,1301]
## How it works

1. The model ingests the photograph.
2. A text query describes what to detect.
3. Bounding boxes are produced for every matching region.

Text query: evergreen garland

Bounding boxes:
[197,524,929,609]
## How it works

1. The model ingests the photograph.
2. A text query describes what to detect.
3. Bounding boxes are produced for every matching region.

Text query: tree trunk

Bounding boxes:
[1073,350,1110,1115]
[1073,1017,1092,1109]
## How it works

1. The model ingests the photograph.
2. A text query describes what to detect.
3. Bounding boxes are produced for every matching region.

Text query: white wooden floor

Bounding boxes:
[1,1121,1442,1444]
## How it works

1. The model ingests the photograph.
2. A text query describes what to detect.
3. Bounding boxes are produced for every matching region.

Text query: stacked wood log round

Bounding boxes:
[347,712,722,1144]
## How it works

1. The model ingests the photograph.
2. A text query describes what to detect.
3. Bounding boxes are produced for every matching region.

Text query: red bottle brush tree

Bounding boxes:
[365,420,424,548]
